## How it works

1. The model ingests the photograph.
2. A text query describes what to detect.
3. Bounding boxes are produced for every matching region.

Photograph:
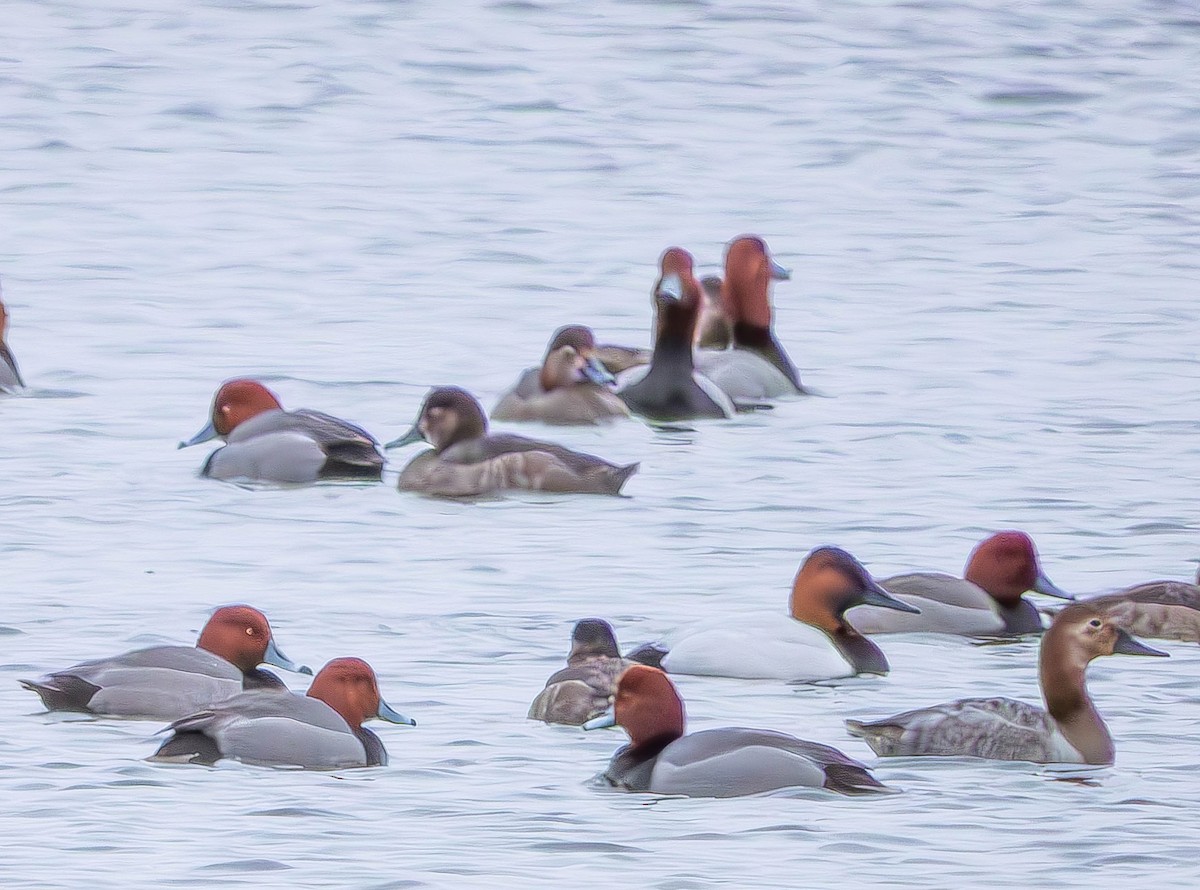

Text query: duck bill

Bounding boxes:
[262,638,313,675]
[1112,628,1168,657]
[582,707,617,731]
[656,273,683,301]
[768,258,791,281]
[385,425,424,450]
[581,356,617,387]
[178,420,218,449]
[1032,571,1073,601]
[859,581,921,614]
[377,700,417,726]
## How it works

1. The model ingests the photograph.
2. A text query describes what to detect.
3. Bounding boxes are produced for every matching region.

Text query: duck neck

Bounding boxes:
[997,598,1044,634]
[830,623,890,675]
[648,309,697,377]
[731,322,802,390]
[1040,656,1114,764]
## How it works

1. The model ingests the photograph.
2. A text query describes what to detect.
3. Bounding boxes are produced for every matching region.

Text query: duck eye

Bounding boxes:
[1088,619,1102,628]
[246,627,255,635]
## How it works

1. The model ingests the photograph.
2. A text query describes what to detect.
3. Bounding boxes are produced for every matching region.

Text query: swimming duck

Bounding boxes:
[848,531,1073,636]
[388,386,637,497]
[0,288,24,392]
[528,618,632,726]
[491,325,631,425]
[583,665,892,797]
[150,657,416,769]
[1075,568,1200,642]
[20,605,311,720]
[626,546,919,681]
[696,275,733,349]
[693,235,804,400]
[846,602,1167,764]
[179,379,384,483]
[617,248,736,422]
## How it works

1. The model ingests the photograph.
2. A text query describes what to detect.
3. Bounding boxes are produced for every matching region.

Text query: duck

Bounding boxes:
[696,275,733,349]
[626,546,919,681]
[150,657,416,769]
[20,605,311,720]
[491,325,631,425]
[847,531,1073,636]
[0,288,25,392]
[388,386,637,497]
[1074,567,1200,642]
[617,248,736,422]
[583,665,893,797]
[693,235,805,401]
[179,379,384,483]
[528,618,632,726]
[845,602,1168,764]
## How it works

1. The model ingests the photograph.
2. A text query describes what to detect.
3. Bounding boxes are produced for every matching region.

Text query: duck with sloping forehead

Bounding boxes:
[846,602,1167,764]
[389,386,637,497]
[491,325,631,425]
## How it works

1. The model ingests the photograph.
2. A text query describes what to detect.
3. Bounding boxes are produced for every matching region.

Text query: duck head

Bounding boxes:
[789,546,920,632]
[567,618,621,662]
[540,325,615,391]
[196,604,311,676]
[387,386,488,451]
[583,665,685,750]
[180,379,283,448]
[306,657,416,729]
[721,235,790,329]
[964,531,1073,606]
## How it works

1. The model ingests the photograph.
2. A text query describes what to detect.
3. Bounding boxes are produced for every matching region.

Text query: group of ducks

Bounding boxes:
[166,235,802,495]
[5,250,1199,797]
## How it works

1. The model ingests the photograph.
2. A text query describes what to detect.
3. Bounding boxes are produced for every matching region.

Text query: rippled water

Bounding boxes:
[3,0,1199,887]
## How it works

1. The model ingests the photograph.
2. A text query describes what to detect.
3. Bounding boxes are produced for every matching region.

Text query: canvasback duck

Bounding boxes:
[20,605,311,720]
[528,618,632,726]
[179,379,384,483]
[626,546,919,681]
[1076,569,1200,642]
[491,325,631,425]
[848,531,1073,636]
[0,288,24,392]
[617,248,735,422]
[583,665,893,797]
[150,657,416,769]
[846,603,1167,764]
[388,386,637,497]
[693,235,804,401]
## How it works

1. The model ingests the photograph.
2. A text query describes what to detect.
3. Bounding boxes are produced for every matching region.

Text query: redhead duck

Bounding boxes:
[0,288,24,392]
[1076,568,1200,642]
[848,531,1073,635]
[20,605,310,720]
[528,619,632,726]
[491,325,630,425]
[627,547,918,681]
[617,248,735,422]
[151,657,415,769]
[388,386,637,497]
[846,603,1167,764]
[179,379,383,483]
[693,235,804,400]
[584,665,892,797]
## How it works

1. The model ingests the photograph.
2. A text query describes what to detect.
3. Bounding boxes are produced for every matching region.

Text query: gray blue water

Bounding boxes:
[2,1,1199,887]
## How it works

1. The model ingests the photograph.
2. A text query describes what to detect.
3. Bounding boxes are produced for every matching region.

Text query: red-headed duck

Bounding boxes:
[151,657,416,769]
[848,531,1073,635]
[388,386,638,497]
[20,605,311,720]
[617,248,735,422]
[694,235,804,400]
[491,325,631,425]
[583,665,893,796]
[1075,568,1200,642]
[626,546,919,681]
[179,379,384,483]
[529,618,632,726]
[0,287,25,392]
[846,603,1167,764]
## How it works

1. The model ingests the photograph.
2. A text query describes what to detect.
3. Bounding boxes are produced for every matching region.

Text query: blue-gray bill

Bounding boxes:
[1113,628,1169,658]
[582,707,616,731]
[263,638,312,675]
[385,426,424,450]
[378,700,417,726]
[178,420,217,449]
[1033,571,1074,600]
